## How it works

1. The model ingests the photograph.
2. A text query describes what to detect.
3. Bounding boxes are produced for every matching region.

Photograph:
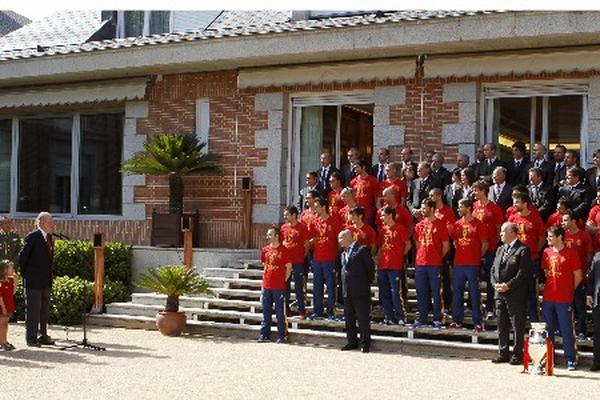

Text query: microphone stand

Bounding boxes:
[53,232,106,351]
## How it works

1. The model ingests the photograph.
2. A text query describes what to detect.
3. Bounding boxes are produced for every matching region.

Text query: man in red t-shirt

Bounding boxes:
[375,187,412,234]
[377,162,408,207]
[585,188,600,251]
[339,187,358,228]
[281,206,309,319]
[299,190,320,229]
[473,181,504,316]
[449,199,489,331]
[508,192,546,321]
[351,160,378,225]
[430,187,456,314]
[349,206,377,255]
[541,225,583,370]
[413,198,450,329]
[309,197,343,320]
[377,206,411,325]
[259,227,292,343]
[562,212,593,339]
[328,172,345,223]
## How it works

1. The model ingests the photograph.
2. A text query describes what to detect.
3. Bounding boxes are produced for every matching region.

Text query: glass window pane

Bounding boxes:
[79,114,123,215]
[124,11,144,37]
[18,118,72,213]
[149,11,170,34]
[494,97,532,160]
[548,95,581,153]
[0,120,11,212]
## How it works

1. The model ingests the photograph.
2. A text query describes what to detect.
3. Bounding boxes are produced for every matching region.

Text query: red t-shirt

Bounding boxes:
[260,245,290,290]
[0,278,15,314]
[280,222,308,265]
[376,204,412,231]
[351,174,378,220]
[473,200,504,251]
[564,229,593,272]
[587,205,600,251]
[328,190,345,223]
[414,218,449,267]
[349,224,377,249]
[311,216,342,262]
[378,223,409,270]
[299,209,318,231]
[378,178,408,201]
[546,212,585,230]
[338,205,354,228]
[435,206,456,234]
[450,218,488,266]
[542,247,580,303]
[508,211,546,261]
[507,204,542,222]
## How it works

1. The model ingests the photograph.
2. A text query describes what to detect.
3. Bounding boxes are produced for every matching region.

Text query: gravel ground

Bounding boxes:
[1,322,599,400]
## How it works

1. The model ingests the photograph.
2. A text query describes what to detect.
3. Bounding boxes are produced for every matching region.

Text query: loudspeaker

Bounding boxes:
[242,177,251,191]
[93,233,102,247]
[181,216,191,230]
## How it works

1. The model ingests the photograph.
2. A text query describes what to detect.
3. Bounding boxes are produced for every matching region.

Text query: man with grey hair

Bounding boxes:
[490,222,531,365]
[456,153,470,169]
[18,212,56,347]
[431,153,452,189]
[489,166,513,213]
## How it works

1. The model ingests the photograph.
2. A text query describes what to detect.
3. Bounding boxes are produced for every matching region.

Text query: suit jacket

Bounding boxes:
[371,163,388,183]
[341,243,375,298]
[341,164,356,187]
[558,182,594,221]
[18,229,54,289]
[476,158,508,184]
[552,162,567,187]
[488,183,513,213]
[528,183,556,222]
[431,166,452,190]
[586,167,600,191]
[587,252,600,308]
[444,183,462,218]
[409,175,442,213]
[490,240,531,303]
[317,165,339,196]
[507,158,532,187]
[532,159,555,186]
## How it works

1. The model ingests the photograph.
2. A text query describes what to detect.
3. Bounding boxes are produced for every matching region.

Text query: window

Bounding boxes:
[119,11,171,38]
[149,11,170,35]
[124,11,145,37]
[0,120,11,213]
[7,113,123,216]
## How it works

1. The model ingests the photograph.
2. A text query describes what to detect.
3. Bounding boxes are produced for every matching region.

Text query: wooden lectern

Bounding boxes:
[91,233,105,314]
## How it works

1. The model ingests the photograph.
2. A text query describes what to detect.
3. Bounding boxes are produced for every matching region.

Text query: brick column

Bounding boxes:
[588,77,600,163]
[441,82,479,161]
[373,86,406,165]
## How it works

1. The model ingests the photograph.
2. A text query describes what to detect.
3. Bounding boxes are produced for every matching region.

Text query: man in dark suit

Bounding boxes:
[409,162,441,218]
[507,141,532,187]
[528,167,557,222]
[431,153,452,189]
[532,143,554,186]
[552,144,568,187]
[488,166,513,213]
[18,212,55,347]
[558,167,594,221]
[317,152,339,196]
[585,149,600,191]
[400,146,418,171]
[371,147,390,184]
[587,252,600,371]
[338,229,374,353]
[341,147,360,186]
[491,222,531,365]
[476,143,508,184]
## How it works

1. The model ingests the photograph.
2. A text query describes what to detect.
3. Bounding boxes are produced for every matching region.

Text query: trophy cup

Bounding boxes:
[523,322,554,376]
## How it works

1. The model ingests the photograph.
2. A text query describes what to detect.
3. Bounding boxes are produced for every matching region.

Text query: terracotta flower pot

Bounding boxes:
[156,311,187,336]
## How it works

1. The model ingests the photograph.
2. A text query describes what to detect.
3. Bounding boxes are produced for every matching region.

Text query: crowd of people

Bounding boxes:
[259,142,600,372]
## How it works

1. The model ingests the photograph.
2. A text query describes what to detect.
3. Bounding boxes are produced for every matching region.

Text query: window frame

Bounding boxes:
[6,110,125,220]
[117,10,172,38]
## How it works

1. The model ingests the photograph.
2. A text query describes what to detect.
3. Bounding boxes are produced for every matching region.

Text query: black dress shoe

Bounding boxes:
[341,343,358,351]
[590,365,600,372]
[26,340,41,347]
[361,347,370,353]
[509,356,522,366]
[37,336,55,346]
[491,357,509,364]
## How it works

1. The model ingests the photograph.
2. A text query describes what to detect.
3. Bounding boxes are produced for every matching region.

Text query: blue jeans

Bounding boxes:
[285,263,306,313]
[312,260,336,317]
[573,284,587,335]
[528,260,540,322]
[542,301,576,363]
[260,288,287,341]
[481,250,496,313]
[452,266,482,325]
[415,266,442,324]
[378,269,405,322]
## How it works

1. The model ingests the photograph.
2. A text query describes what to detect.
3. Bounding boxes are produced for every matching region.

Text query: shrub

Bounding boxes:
[53,240,94,280]
[50,276,94,325]
[10,274,25,322]
[104,242,133,287]
[103,279,131,304]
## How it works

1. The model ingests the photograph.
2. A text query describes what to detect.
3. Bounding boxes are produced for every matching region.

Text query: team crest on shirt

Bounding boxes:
[547,255,563,278]
[420,227,433,246]
[457,224,472,246]
[265,251,281,271]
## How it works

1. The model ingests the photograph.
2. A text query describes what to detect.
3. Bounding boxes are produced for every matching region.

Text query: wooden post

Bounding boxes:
[241,177,252,248]
[182,216,193,269]
[91,233,105,314]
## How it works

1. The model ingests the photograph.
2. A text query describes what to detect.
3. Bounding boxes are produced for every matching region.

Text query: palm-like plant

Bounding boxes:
[137,265,212,312]
[121,134,220,214]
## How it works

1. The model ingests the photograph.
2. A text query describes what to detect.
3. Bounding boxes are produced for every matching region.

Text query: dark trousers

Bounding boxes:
[344,295,371,349]
[25,286,51,343]
[260,289,286,341]
[496,296,526,359]
[452,266,482,326]
[542,301,576,363]
[415,266,442,323]
[285,264,306,313]
[593,305,600,366]
[573,284,586,335]
[377,269,405,322]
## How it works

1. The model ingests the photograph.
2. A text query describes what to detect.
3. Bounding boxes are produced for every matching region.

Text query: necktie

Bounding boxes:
[378,165,385,183]
[532,186,538,202]
[488,159,492,168]
[343,247,351,266]
[535,160,540,168]
[502,245,511,263]
[420,179,426,193]
[45,233,53,256]
[555,163,562,172]
[515,160,520,168]
[495,185,501,201]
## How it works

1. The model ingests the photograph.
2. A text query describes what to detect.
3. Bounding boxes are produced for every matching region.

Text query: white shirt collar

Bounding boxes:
[39,228,49,239]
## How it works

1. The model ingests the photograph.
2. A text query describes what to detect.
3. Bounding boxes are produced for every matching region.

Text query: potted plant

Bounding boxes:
[121,133,220,246]
[136,265,211,336]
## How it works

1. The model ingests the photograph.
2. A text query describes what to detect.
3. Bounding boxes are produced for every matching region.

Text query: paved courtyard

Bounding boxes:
[1,323,599,399]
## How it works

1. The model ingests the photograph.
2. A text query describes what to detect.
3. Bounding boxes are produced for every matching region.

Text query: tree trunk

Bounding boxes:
[165,295,179,312]
[169,173,184,214]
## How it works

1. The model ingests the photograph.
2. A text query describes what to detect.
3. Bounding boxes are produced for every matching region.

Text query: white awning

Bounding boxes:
[0,78,147,109]
[425,48,600,78]
[239,59,416,88]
